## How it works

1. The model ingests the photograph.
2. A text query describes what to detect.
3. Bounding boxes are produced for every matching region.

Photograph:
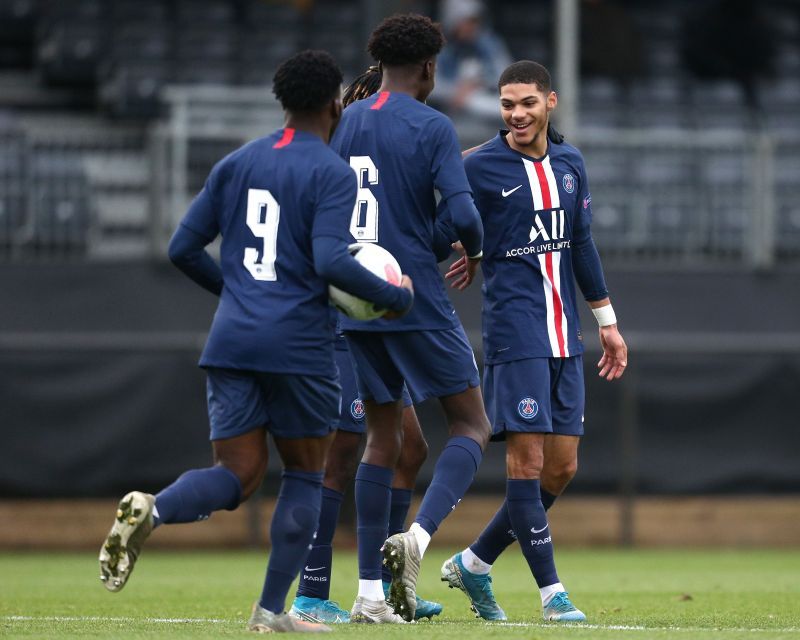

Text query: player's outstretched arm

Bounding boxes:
[313,236,413,317]
[589,299,627,380]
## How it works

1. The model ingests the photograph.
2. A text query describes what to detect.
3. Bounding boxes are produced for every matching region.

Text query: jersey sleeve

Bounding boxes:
[180,172,220,240]
[429,116,472,200]
[311,160,357,242]
[571,156,609,301]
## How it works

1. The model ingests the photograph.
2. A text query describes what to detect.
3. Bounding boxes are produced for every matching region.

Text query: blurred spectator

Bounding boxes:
[430,0,512,120]
[682,0,775,109]
[581,0,643,83]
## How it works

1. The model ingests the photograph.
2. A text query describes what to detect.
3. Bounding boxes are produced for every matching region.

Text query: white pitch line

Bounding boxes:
[3,616,799,634]
[3,615,231,624]
[494,622,800,634]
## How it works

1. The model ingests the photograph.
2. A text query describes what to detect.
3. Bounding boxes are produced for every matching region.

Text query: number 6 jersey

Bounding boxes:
[464,132,609,363]
[331,91,474,332]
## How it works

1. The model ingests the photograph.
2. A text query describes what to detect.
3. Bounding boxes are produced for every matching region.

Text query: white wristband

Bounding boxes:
[468,250,483,260]
[592,304,617,327]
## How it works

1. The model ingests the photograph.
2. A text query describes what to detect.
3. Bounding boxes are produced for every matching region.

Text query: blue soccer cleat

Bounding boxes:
[440,553,507,621]
[542,592,586,622]
[382,581,443,620]
[289,595,350,624]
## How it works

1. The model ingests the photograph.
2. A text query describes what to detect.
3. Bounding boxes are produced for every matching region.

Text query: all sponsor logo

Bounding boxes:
[563,173,575,193]
[517,397,539,420]
[350,398,365,421]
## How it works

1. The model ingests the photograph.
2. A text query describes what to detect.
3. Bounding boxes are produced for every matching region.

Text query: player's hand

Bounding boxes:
[597,325,627,380]
[383,275,414,320]
[445,241,480,290]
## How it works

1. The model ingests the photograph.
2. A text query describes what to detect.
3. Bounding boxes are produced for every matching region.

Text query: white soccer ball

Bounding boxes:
[329,243,403,320]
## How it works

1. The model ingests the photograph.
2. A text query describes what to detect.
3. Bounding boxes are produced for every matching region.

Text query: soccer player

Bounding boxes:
[441,60,628,622]
[287,66,455,626]
[97,49,413,634]
[329,14,491,624]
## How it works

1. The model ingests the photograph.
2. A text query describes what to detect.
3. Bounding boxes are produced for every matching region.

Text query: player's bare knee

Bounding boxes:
[544,458,577,492]
[324,464,356,493]
[215,454,267,501]
[397,431,428,473]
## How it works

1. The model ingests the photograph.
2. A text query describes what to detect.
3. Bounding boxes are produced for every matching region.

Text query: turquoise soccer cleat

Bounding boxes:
[440,552,507,621]
[382,581,443,620]
[289,595,350,624]
[542,591,586,622]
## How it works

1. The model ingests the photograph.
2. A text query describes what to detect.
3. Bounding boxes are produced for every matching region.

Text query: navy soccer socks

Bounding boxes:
[381,487,412,583]
[415,436,482,537]
[470,487,558,564]
[354,463,393,580]
[259,470,324,614]
[506,479,559,588]
[295,486,344,600]
[153,466,242,525]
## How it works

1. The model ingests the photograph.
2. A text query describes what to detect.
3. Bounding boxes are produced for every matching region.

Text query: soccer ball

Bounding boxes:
[329,243,402,320]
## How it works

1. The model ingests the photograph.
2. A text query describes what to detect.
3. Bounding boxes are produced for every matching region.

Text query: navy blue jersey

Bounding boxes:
[330,91,473,331]
[465,132,607,363]
[180,128,356,375]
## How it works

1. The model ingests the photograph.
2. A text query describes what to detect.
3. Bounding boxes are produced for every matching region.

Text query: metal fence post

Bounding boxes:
[618,366,638,547]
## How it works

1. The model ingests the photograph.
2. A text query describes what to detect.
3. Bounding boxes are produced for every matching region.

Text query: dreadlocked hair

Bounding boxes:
[367,13,445,66]
[343,65,382,107]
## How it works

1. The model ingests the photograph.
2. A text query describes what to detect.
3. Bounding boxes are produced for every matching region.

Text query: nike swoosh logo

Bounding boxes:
[502,185,523,197]
[304,566,325,572]
[531,524,549,534]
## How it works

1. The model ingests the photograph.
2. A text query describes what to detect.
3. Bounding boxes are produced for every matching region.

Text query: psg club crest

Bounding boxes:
[562,173,575,193]
[517,397,539,421]
[350,398,365,421]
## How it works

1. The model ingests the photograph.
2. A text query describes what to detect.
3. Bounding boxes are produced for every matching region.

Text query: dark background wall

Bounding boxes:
[2,261,798,497]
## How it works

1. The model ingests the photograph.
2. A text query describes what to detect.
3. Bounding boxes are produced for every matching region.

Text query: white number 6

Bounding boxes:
[349,156,379,242]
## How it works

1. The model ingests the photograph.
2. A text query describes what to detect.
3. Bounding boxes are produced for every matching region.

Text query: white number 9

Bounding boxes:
[243,188,280,281]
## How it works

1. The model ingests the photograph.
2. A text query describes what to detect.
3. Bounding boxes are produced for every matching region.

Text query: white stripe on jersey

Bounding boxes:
[522,159,544,211]
[537,253,561,356]
[550,251,570,357]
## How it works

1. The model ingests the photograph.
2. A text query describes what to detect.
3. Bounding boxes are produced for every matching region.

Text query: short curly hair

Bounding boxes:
[367,14,445,66]
[498,60,551,93]
[272,50,343,112]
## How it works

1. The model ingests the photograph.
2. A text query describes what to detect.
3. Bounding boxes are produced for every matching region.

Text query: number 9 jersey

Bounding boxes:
[178,128,357,375]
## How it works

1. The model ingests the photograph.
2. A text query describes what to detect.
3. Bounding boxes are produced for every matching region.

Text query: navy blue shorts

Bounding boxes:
[484,356,584,440]
[336,346,412,433]
[344,327,480,405]
[206,367,340,441]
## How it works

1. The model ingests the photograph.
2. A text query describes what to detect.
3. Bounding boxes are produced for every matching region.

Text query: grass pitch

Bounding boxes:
[1,548,798,639]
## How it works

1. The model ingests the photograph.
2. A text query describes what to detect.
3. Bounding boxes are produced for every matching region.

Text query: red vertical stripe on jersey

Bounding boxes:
[273,128,295,149]
[535,161,566,357]
[533,161,552,209]
[371,91,390,110]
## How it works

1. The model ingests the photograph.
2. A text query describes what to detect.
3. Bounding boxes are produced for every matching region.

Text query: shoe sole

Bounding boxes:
[382,537,416,622]
[98,491,153,592]
[440,558,506,621]
[289,607,348,624]
[545,612,587,622]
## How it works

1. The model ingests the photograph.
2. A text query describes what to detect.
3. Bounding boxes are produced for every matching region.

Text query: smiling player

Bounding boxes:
[442,60,627,623]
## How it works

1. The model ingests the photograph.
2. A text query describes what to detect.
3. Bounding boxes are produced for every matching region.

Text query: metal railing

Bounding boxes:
[2,85,799,268]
